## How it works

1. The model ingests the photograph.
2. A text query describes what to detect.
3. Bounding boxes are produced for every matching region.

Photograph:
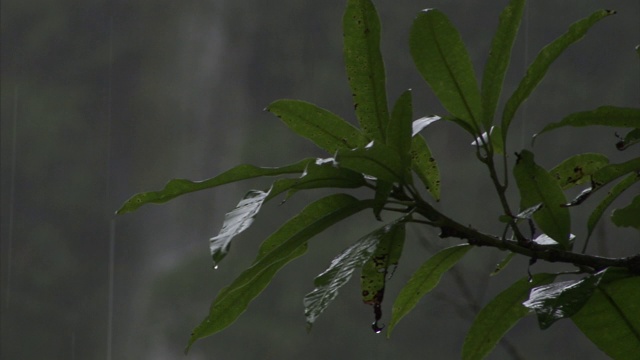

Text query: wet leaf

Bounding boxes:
[303,219,405,328]
[490,252,516,276]
[186,194,373,352]
[412,116,441,136]
[514,150,571,248]
[462,273,556,360]
[572,271,640,359]
[481,0,525,129]
[549,153,609,190]
[410,9,482,133]
[360,222,406,303]
[267,100,368,152]
[502,10,615,139]
[535,106,640,139]
[612,195,640,230]
[523,270,610,329]
[210,190,269,267]
[344,0,389,142]
[411,135,440,200]
[587,172,639,242]
[388,244,472,337]
[116,158,314,215]
[337,142,409,184]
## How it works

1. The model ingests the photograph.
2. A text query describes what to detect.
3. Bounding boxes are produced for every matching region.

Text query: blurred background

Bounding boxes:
[1,0,638,359]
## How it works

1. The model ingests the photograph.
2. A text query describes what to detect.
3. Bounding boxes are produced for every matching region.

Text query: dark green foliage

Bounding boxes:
[118,0,640,358]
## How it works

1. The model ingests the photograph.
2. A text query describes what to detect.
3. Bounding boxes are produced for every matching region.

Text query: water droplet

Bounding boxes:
[213,265,219,270]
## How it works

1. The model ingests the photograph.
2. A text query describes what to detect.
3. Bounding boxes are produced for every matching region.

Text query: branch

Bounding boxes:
[413,199,640,274]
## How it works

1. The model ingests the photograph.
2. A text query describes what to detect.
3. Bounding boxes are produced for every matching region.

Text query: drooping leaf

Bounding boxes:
[412,116,441,136]
[502,10,616,139]
[116,158,314,215]
[462,273,556,360]
[343,0,389,142]
[360,222,406,304]
[514,150,571,248]
[186,194,373,352]
[267,100,368,152]
[410,9,482,132]
[336,142,409,184]
[388,244,472,337]
[523,270,609,329]
[481,0,525,129]
[612,195,640,230]
[303,219,405,328]
[410,135,440,200]
[535,106,640,139]
[617,128,640,151]
[210,190,269,267]
[592,157,640,188]
[572,271,640,359]
[387,90,414,172]
[549,153,609,190]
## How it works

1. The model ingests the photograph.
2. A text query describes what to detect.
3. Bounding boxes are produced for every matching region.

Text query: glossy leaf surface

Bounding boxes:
[186,194,373,351]
[514,150,570,247]
[267,100,368,152]
[344,0,389,142]
[481,0,525,129]
[360,222,405,304]
[502,10,615,139]
[462,273,556,360]
[303,222,393,328]
[337,142,408,184]
[210,190,269,267]
[410,9,482,132]
[388,244,472,336]
[116,158,314,214]
[572,271,640,359]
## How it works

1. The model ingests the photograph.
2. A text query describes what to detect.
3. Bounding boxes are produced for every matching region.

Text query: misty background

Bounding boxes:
[1,0,638,359]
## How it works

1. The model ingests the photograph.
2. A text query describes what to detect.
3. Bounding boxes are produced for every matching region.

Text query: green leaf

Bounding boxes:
[410,9,482,132]
[303,219,404,328]
[535,106,640,138]
[514,150,571,247]
[612,195,640,230]
[410,135,440,200]
[572,272,640,359]
[267,99,368,152]
[268,158,367,201]
[587,172,639,242]
[210,190,269,267]
[387,90,414,172]
[373,180,393,220]
[523,270,610,329]
[617,128,640,151]
[116,158,314,215]
[337,142,409,184]
[502,10,616,139]
[360,222,406,304]
[186,194,373,352]
[490,252,516,276]
[388,244,472,337]
[549,153,609,190]
[343,0,389,142]
[592,157,640,188]
[462,273,556,360]
[471,126,505,154]
[481,0,526,129]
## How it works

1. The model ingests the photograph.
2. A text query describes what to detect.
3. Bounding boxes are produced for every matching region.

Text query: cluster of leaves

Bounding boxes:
[117,0,640,358]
